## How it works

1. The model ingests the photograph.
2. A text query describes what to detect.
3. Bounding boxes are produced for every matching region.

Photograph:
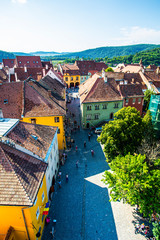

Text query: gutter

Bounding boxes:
[21,207,31,240]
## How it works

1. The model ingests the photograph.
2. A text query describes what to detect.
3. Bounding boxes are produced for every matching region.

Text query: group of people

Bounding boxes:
[135,222,151,237]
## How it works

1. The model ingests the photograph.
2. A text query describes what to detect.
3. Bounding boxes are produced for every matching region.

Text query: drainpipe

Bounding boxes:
[21,207,31,240]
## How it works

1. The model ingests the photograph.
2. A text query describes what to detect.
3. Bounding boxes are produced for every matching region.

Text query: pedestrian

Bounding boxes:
[84,141,86,148]
[66,174,69,182]
[88,133,91,141]
[58,171,62,178]
[58,180,61,188]
[91,149,94,156]
[135,222,140,234]
[76,161,79,168]
[140,223,145,232]
[75,145,78,152]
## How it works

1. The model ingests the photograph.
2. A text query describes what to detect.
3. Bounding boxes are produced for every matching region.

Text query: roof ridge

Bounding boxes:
[82,75,100,103]
[26,81,65,116]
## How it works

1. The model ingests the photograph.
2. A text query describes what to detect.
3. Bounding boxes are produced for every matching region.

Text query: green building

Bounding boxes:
[149,94,160,136]
[79,73,123,128]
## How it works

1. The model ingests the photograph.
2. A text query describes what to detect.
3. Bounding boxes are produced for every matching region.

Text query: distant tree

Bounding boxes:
[105,67,114,72]
[98,107,144,161]
[103,154,160,217]
[144,89,155,111]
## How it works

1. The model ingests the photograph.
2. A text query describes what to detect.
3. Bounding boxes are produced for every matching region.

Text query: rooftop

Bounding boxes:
[0,141,47,206]
[0,118,19,137]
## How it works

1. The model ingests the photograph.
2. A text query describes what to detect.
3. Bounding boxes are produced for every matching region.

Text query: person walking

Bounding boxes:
[91,149,94,156]
[88,133,91,141]
[66,174,69,183]
[75,145,78,152]
[76,161,79,168]
[58,180,61,188]
[84,141,86,148]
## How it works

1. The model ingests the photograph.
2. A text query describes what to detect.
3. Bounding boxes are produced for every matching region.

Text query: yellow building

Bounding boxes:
[61,64,80,88]
[0,141,48,240]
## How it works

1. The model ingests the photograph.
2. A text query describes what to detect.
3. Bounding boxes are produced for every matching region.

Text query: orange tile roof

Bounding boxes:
[79,73,122,103]
[0,142,47,206]
[7,122,57,159]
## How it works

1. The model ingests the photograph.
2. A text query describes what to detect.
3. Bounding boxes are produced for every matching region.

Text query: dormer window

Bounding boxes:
[19,61,21,64]
[4,99,8,104]
[33,61,35,63]
[27,61,29,63]
[36,61,39,63]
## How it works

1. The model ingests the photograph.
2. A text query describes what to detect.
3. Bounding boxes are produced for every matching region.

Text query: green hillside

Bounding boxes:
[104,47,160,66]
[0,50,15,62]
[55,44,160,59]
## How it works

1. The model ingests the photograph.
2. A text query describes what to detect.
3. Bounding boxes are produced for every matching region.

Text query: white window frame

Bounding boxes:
[36,207,40,220]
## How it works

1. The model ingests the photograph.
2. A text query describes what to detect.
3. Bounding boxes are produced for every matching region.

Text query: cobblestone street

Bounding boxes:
[42,89,146,240]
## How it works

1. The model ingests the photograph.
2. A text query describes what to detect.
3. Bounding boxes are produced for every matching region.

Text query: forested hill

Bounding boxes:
[56,44,160,59]
[0,50,15,62]
[104,47,160,66]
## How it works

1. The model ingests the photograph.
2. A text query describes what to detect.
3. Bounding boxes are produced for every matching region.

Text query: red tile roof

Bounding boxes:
[79,73,122,103]
[0,141,47,206]
[7,122,57,159]
[40,75,65,99]
[41,61,53,69]
[0,80,66,119]
[2,59,16,68]
[119,84,144,98]
[16,56,42,68]
[15,67,44,81]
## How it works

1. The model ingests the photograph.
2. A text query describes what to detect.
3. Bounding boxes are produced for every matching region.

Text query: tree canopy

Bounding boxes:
[144,89,155,111]
[103,154,160,217]
[105,67,114,72]
[98,107,144,161]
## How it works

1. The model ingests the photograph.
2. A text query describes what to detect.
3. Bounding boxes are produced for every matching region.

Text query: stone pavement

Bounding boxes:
[42,89,146,240]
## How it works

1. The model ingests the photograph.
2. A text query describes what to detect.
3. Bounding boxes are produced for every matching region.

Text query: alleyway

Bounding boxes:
[42,89,146,240]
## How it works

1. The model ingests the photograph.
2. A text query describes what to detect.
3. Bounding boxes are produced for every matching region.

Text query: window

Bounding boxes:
[42,192,45,202]
[65,77,68,81]
[57,128,60,134]
[55,117,59,122]
[132,98,136,104]
[95,105,99,110]
[87,105,91,111]
[33,61,35,63]
[76,77,78,80]
[114,103,119,108]
[102,104,107,109]
[4,99,8,104]
[84,77,86,80]
[36,61,39,63]
[125,99,128,104]
[110,112,114,119]
[86,114,91,120]
[34,197,38,205]
[19,61,21,64]
[71,77,73,81]
[11,60,13,63]
[27,61,29,63]
[138,98,141,104]
[95,114,99,120]
[31,118,36,124]
[36,207,40,220]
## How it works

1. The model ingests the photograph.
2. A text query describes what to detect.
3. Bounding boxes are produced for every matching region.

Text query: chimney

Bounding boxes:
[24,65,27,73]
[46,64,48,70]
[37,72,42,82]
[43,68,46,77]
[48,90,52,98]
[132,78,134,84]
[156,67,160,75]
[0,108,3,118]
[102,68,107,82]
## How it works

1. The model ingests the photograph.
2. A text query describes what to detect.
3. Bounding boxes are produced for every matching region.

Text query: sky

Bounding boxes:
[0,0,160,53]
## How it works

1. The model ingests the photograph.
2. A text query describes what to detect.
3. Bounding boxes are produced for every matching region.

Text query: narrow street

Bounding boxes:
[42,89,146,240]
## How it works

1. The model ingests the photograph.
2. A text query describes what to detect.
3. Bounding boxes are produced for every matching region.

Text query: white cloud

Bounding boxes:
[11,0,27,3]
[119,26,160,45]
